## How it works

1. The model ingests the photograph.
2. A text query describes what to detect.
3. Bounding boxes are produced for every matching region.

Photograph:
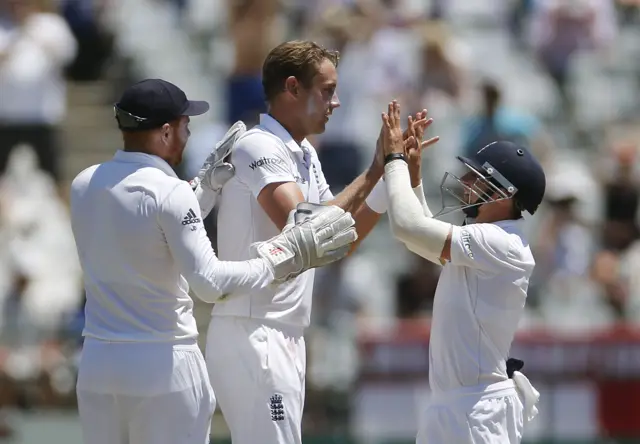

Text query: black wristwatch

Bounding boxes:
[384,153,407,165]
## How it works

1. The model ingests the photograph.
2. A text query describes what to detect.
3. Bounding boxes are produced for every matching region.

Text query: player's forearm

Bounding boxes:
[385,160,450,260]
[327,165,384,253]
[406,182,443,264]
[187,257,274,303]
[348,203,382,253]
[345,179,431,255]
[326,166,382,215]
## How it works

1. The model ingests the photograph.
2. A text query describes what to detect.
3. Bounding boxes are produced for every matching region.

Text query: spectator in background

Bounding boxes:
[613,233,640,324]
[617,0,640,25]
[460,80,552,164]
[412,20,469,110]
[311,4,375,191]
[0,144,82,343]
[592,142,640,320]
[60,0,113,82]
[600,142,639,252]
[0,144,82,435]
[531,166,611,330]
[225,0,277,125]
[528,0,618,119]
[508,0,534,48]
[0,0,77,184]
[364,2,421,112]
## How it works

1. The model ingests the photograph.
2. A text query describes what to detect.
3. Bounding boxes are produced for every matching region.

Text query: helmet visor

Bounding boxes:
[434,159,518,218]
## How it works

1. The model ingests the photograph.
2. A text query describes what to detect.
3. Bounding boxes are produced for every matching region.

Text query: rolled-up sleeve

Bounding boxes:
[158,182,274,302]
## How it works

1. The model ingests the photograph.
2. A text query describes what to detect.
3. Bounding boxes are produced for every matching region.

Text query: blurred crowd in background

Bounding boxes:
[0,0,639,441]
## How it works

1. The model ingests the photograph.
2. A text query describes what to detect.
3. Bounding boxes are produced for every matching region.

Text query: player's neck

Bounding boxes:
[475,207,512,224]
[123,134,172,165]
[475,214,517,224]
[267,109,306,145]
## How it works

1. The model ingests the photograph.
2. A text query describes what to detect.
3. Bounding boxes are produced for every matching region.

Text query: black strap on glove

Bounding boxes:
[506,357,524,379]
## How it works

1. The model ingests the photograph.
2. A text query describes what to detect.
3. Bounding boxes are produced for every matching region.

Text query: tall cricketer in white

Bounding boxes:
[69,79,357,444]
[380,100,544,443]
[205,41,436,444]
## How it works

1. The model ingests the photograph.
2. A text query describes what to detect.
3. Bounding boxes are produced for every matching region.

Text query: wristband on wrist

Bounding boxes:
[384,153,406,165]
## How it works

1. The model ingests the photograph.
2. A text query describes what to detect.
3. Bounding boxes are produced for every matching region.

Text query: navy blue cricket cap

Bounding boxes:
[114,79,209,131]
[458,141,546,215]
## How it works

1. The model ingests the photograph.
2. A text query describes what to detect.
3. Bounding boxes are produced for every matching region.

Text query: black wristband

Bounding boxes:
[384,153,407,165]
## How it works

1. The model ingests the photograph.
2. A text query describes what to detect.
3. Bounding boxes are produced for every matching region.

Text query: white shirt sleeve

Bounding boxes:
[158,181,274,303]
[404,182,443,264]
[413,182,433,218]
[232,133,297,198]
[385,160,451,264]
[449,223,514,273]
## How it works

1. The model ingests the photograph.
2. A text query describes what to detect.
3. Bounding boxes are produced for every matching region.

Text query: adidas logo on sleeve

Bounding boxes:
[182,208,202,226]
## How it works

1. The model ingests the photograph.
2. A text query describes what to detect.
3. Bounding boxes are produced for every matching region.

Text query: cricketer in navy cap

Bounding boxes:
[115,78,209,131]
[113,78,210,167]
[68,78,358,444]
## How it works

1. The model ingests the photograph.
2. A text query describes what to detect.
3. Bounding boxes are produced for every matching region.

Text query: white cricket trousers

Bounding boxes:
[416,380,524,444]
[206,316,306,444]
[76,338,215,444]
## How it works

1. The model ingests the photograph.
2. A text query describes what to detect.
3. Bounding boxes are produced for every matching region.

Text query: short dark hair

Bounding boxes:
[262,40,340,102]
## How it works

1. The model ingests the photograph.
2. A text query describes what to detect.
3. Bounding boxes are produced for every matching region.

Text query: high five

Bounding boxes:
[381,100,544,444]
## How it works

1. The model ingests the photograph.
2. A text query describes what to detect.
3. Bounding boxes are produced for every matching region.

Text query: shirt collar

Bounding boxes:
[113,150,178,178]
[259,113,307,155]
[493,218,524,232]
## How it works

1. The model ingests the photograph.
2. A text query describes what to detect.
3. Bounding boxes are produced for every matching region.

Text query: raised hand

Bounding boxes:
[190,120,246,218]
[381,100,406,158]
[404,110,440,187]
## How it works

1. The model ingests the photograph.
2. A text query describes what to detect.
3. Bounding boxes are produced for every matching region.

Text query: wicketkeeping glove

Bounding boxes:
[250,203,358,284]
[190,121,247,218]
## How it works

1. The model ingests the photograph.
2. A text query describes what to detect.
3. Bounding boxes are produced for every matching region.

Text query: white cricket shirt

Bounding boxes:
[214,114,333,327]
[429,220,535,394]
[70,150,273,343]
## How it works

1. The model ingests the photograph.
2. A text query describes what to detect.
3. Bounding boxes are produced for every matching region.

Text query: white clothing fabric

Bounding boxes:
[385,160,449,264]
[70,150,273,343]
[213,113,333,327]
[429,219,535,393]
[383,159,539,439]
[383,160,535,393]
[511,371,540,422]
[77,339,214,444]
[416,380,524,444]
[0,13,77,124]
[206,316,306,444]
[76,338,210,395]
[365,178,433,217]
